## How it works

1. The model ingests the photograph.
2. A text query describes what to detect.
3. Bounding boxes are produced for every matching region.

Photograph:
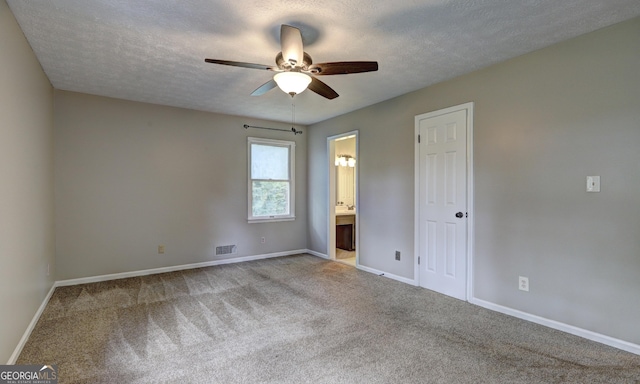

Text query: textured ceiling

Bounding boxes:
[7,0,640,125]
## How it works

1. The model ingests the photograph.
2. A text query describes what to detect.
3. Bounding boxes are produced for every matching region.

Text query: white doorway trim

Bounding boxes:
[414,102,474,301]
[327,131,359,266]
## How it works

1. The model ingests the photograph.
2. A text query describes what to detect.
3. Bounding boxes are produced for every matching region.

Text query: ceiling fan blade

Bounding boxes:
[309,61,378,75]
[308,77,339,100]
[280,25,304,67]
[251,79,278,96]
[205,59,275,71]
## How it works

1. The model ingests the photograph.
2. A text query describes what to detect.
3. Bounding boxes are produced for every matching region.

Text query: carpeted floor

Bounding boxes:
[17,254,640,383]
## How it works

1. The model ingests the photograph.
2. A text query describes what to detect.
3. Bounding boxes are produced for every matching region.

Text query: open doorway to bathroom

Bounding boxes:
[328,131,358,267]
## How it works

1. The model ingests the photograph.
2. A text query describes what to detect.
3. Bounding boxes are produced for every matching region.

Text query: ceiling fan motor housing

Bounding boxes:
[204,24,378,99]
[276,52,314,72]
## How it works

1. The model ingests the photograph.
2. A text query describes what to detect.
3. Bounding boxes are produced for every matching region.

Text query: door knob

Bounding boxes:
[455,212,464,218]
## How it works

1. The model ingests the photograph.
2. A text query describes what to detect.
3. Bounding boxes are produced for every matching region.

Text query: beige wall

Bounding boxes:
[0,0,55,363]
[54,91,308,280]
[308,17,640,344]
[334,137,356,159]
[3,0,639,358]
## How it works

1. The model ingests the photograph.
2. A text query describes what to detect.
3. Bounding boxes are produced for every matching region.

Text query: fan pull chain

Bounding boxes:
[288,102,303,135]
[291,102,295,128]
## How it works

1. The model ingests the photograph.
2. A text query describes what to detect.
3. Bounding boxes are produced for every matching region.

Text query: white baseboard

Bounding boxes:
[470,297,640,356]
[56,249,308,287]
[305,249,329,259]
[7,284,56,364]
[357,264,418,286]
[305,250,417,286]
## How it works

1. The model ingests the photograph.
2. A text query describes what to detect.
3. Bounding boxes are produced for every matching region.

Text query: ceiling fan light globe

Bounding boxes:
[274,72,312,95]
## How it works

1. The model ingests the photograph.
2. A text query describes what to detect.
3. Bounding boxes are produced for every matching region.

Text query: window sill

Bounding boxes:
[248,217,295,224]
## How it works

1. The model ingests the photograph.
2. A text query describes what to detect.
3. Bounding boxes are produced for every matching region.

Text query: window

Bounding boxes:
[248,137,295,222]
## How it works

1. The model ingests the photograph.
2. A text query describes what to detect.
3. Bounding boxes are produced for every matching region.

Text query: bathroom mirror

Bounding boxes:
[336,166,355,206]
[335,136,356,208]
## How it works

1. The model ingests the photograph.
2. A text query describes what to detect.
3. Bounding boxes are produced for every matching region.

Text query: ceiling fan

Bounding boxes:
[205,25,378,100]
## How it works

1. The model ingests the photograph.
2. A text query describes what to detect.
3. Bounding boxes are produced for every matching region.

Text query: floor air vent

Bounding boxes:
[216,245,237,256]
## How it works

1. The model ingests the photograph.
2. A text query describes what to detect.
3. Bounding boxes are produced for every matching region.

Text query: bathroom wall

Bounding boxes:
[335,137,356,206]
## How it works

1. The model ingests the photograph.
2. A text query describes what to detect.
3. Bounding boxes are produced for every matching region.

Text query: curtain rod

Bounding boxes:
[243,124,303,135]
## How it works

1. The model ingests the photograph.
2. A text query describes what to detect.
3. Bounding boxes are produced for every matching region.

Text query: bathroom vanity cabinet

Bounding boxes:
[336,214,355,251]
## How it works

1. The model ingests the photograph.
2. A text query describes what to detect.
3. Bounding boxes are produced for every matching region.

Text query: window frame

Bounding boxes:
[247,137,296,223]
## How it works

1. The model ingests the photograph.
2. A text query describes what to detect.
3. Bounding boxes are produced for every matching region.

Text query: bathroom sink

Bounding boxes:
[335,206,356,215]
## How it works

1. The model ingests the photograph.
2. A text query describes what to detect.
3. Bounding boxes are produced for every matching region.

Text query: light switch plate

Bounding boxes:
[586,176,600,192]
[519,276,529,292]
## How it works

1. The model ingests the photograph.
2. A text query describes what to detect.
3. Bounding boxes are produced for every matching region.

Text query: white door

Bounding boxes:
[417,107,468,300]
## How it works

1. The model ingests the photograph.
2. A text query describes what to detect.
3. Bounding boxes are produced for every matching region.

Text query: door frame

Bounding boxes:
[327,130,359,265]
[414,102,474,300]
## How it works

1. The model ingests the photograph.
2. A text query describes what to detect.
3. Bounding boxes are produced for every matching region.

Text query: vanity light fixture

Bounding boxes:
[336,155,356,167]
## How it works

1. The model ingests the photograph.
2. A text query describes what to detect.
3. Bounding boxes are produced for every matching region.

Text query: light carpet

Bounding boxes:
[17,254,640,383]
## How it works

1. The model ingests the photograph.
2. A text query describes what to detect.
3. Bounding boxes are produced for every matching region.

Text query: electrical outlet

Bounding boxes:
[586,176,601,192]
[395,251,401,261]
[261,237,266,244]
[158,245,165,254]
[519,276,529,292]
